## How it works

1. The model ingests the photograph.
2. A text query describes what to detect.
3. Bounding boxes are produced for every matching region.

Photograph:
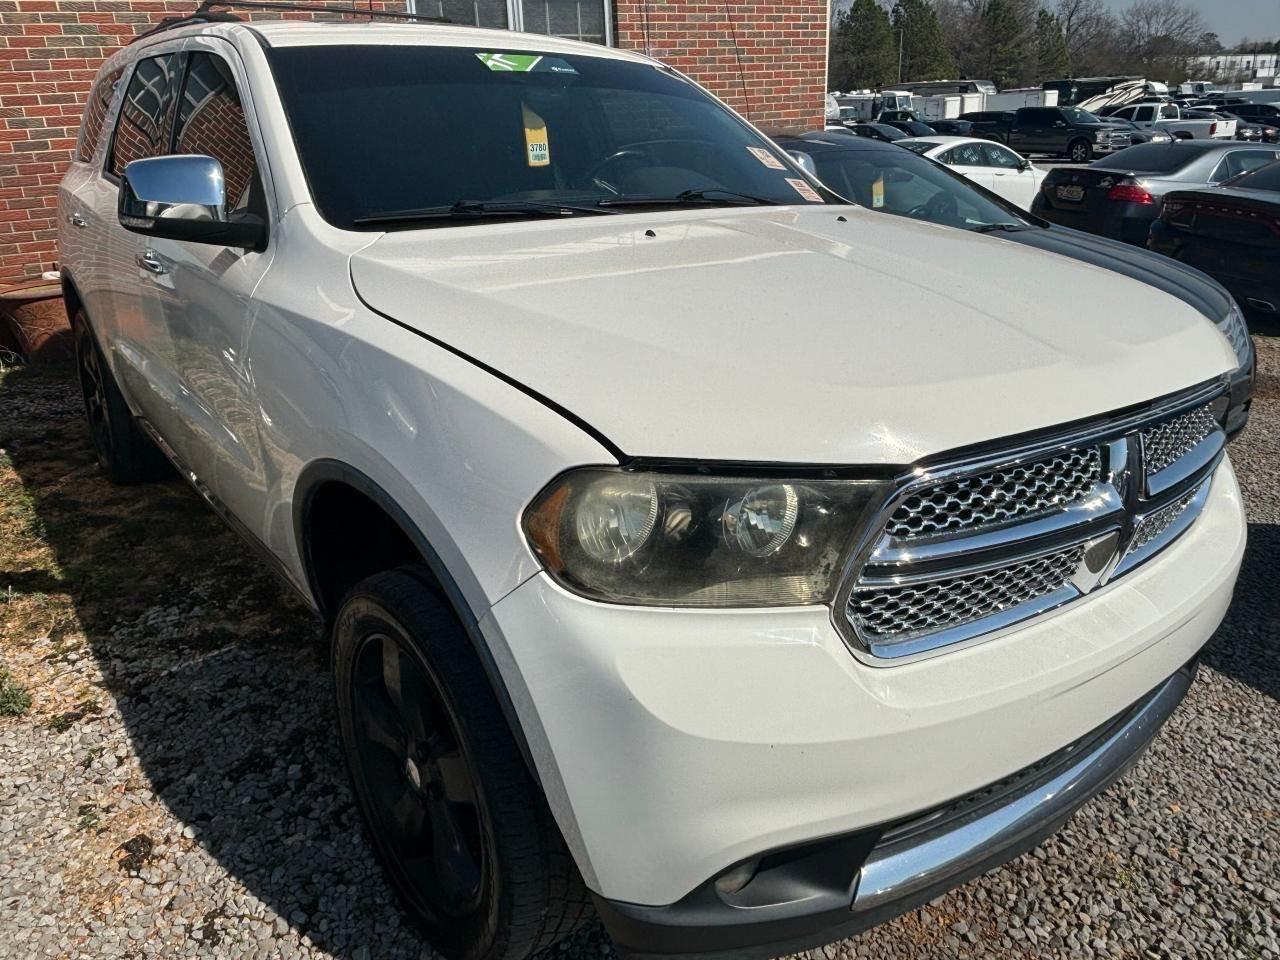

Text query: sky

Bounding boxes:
[1097,0,1279,46]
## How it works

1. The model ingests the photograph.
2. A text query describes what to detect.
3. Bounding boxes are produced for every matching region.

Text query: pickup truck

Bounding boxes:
[962,106,1133,162]
[1107,102,1236,140]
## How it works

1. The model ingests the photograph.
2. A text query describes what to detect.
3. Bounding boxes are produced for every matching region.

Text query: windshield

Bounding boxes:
[899,141,936,155]
[797,142,1032,232]
[267,45,826,229]
[1063,108,1101,124]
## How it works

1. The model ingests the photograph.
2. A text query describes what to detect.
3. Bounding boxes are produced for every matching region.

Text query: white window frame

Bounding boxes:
[406,0,614,45]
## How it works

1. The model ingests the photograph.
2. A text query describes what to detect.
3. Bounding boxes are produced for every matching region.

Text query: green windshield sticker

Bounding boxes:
[476,53,578,75]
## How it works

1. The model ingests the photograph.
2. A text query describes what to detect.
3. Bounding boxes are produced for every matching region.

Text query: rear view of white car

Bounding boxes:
[58,17,1248,960]
[899,136,1046,209]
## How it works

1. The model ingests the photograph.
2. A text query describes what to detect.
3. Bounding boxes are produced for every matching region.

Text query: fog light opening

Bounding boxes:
[713,858,761,897]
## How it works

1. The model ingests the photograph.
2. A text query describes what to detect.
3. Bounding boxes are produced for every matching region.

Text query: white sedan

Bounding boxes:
[898,136,1047,211]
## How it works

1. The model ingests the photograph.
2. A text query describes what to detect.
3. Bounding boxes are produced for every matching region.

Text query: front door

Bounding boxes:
[132,40,275,525]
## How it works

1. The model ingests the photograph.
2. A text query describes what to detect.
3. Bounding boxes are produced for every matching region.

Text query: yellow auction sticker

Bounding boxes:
[523,104,550,167]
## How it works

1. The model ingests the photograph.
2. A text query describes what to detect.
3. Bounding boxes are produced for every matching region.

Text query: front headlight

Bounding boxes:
[523,467,886,607]
[1218,300,1252,370]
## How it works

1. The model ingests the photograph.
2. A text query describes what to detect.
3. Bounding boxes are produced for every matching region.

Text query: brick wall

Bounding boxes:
[0,0,829,287]
[613,2,828,131]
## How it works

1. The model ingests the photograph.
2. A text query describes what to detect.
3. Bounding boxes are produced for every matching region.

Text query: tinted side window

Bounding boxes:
[110,54,184,176]
[1020,108,1056,125]
[173,52,261,215]
[78,65,125,163]
[1213,151,1280,182]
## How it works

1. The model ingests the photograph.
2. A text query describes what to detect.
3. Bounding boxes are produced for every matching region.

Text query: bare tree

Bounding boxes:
[1119,0,1206,74]
[1053,0,1119,75]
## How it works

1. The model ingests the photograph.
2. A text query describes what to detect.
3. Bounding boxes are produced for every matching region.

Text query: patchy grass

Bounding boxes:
[0,666,32,716]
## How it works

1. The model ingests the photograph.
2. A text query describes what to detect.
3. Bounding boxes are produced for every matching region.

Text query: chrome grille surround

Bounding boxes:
[837,384,1228,663]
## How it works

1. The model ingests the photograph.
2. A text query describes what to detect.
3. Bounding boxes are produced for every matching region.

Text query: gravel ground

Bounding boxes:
[1,328,1278,960]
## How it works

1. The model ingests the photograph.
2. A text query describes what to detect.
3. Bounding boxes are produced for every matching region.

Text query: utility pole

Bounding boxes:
[898,28,905,84]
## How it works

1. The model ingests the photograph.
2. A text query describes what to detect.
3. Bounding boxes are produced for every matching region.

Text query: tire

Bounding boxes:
[71,309,170,483]
[1068,139,1093,163]
[333,566,590,960]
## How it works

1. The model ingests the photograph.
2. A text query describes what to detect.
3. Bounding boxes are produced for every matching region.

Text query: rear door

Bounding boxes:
[58,62,127,335]
[981,142,1036,209]
[1013,108,1056,154]
[99,47,187,419]
[938,142,995,191]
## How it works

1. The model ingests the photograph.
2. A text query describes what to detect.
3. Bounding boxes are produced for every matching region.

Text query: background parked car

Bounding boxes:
[899,136,1045,210]
[844,121,909,143]
[1106,116,1174,145]
[1149,160,1280,320]
[1106,101,1236,140]
[884,118,939,137]
[959,110,1016,142]
[966,106,1134,161]
[924,118,974,137]
[772,129,1255,435]
[1217,111,1280,144]
[1225,102,1280,124]
[1033,141,1280,244]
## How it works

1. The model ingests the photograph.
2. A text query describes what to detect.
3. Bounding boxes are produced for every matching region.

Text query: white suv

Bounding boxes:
[58,19,1248,960]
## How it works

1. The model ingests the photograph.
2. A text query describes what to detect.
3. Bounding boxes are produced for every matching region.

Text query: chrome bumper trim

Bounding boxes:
[851,665,1192,914]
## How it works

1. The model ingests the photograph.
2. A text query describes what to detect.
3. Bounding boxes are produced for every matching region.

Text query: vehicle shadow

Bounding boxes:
[1200,521,1280,703]
[0,361,608,957]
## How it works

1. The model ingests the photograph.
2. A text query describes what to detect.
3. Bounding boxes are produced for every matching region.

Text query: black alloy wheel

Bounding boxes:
[71,309,169,483]
[348,627,487,920]
[333,567,590,960]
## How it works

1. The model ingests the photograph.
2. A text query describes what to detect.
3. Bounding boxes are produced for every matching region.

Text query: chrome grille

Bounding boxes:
[840,387,1227,661]
[852,545,1085,641]
[1141,405,1218,474]
[1130,485,1199,552]
[884,448,1102,540]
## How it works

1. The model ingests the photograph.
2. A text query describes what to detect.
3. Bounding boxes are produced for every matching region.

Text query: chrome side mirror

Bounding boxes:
[119,155,265,250]
[787,150,818,178]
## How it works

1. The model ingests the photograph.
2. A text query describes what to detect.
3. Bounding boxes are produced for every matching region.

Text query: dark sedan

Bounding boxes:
[923,118,974,137]
[1149,160,1280,320]
[884,118,939,137]
[1033,141,1280,245]
[841,122,908,143]
[772,130,1255,434]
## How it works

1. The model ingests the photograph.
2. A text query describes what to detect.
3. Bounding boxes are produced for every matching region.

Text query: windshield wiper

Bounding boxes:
[972,222,1032,234]
[597,188,779,209]
[353,199,618,226]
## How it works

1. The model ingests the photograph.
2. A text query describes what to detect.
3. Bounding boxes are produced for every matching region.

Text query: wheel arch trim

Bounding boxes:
[292,458,541,781]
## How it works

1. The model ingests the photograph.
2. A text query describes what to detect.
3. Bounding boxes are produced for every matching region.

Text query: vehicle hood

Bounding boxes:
[1002,223,1234,321]
[350,205,1236,464]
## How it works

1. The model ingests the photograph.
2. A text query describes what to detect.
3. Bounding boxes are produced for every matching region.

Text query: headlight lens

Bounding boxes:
[1218,300,1252,370]
[523,468,885,607]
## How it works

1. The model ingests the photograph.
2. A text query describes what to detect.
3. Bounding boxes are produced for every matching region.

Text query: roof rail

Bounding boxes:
[132,0,451,41]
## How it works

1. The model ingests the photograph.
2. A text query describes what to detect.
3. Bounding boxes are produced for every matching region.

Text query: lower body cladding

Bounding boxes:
[483,460,1245,959]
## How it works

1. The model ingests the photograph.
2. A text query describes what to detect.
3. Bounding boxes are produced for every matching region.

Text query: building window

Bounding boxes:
[408,0,612,44]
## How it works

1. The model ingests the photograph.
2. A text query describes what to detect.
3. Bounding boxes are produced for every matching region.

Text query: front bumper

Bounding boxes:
[596,661,1196,960]
[482,458,1244,948]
